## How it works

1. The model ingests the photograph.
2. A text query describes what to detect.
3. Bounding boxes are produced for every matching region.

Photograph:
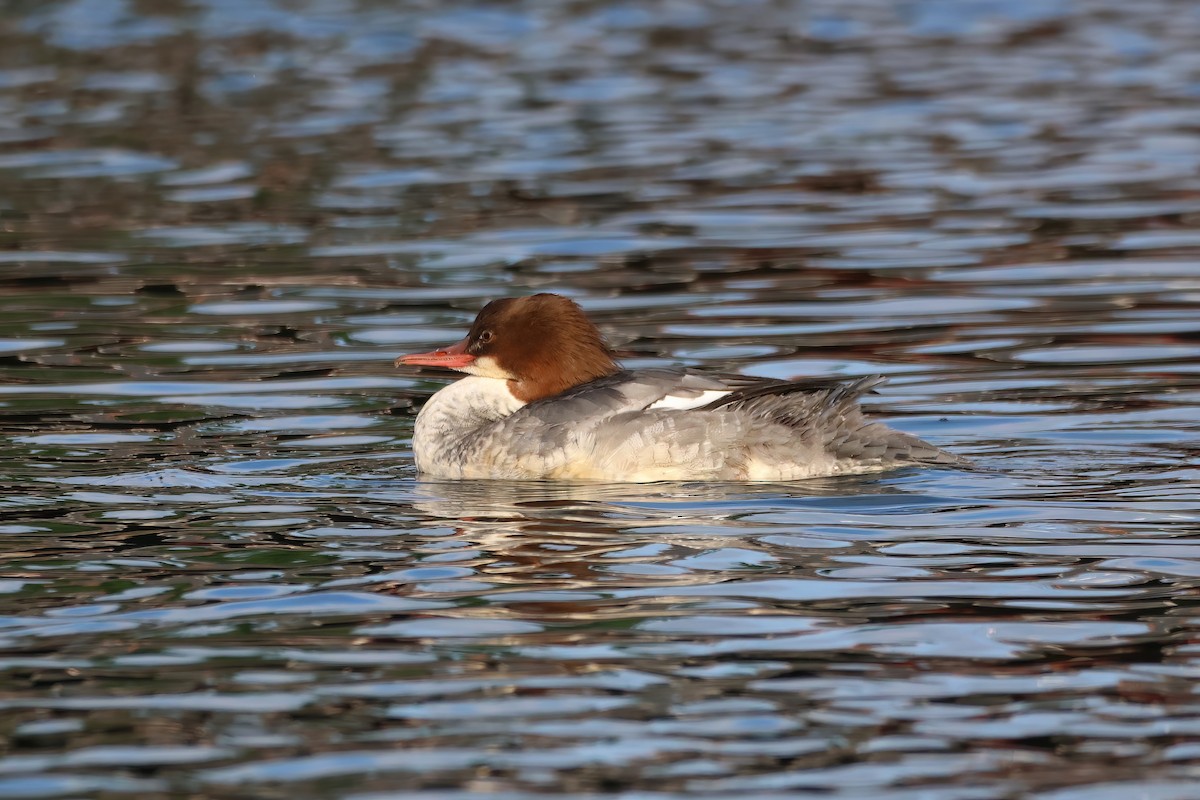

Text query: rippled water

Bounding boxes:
[1,0,1199,797]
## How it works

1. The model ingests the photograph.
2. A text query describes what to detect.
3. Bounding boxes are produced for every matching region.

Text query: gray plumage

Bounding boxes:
[410,369,967,482]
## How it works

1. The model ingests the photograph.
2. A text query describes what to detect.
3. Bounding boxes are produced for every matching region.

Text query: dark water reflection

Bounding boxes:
[1,0,1200,797]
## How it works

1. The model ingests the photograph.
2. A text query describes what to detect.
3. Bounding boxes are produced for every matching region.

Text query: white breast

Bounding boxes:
[411,376,526,477]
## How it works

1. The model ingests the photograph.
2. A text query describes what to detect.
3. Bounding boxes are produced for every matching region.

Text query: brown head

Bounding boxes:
[396,294,621,402]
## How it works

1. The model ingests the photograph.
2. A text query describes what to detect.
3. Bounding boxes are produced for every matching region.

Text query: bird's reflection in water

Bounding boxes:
[396,475,930,613]
[406,472,942,528]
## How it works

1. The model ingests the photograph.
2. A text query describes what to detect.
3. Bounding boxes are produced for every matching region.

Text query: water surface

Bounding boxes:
[1,0,1199,797]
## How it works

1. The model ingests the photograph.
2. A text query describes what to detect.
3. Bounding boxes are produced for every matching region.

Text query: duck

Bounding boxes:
[395,293,967,481]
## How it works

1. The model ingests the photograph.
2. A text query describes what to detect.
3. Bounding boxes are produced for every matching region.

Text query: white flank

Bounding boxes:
[646,389,731,412]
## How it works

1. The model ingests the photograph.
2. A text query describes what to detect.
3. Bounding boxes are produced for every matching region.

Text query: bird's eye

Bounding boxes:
[477,330,494,344]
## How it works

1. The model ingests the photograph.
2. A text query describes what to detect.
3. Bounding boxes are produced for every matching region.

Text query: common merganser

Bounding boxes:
[396,293,967,481]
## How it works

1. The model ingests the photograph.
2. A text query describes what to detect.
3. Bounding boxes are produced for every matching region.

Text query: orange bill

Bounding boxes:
[395,337,474,369]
